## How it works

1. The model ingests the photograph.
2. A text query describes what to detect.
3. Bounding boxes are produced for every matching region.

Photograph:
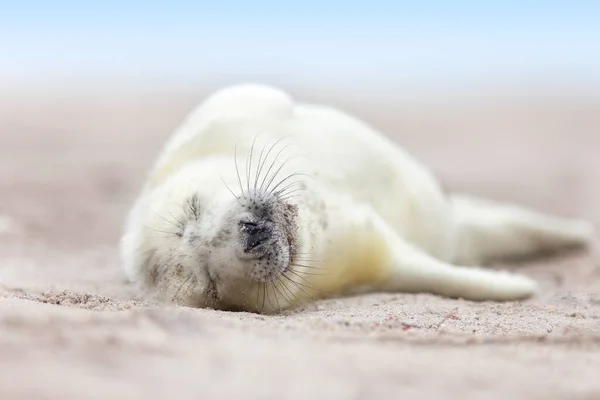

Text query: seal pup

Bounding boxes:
[120,83,595,313]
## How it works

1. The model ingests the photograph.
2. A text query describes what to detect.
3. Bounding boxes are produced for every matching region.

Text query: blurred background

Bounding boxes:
[0,1,599,249]
[2,1,600,93]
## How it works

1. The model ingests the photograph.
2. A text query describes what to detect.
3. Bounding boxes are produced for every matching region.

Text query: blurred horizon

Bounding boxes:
[2,1,600,94]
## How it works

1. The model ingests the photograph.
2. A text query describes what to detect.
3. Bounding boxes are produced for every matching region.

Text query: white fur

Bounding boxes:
[120,83,595,312]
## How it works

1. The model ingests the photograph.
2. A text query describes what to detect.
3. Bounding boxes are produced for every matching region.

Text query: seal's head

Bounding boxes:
[196,187,300,307]
[121,159,312,313]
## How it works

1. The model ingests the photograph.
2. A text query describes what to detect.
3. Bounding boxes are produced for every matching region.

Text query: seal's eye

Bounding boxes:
[185,193,201,220]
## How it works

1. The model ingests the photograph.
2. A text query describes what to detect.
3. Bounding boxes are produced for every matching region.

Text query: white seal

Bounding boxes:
[120,83,595,313]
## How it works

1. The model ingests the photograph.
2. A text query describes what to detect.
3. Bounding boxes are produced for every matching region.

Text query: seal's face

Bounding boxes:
[198,190,299,306]
[133,183,301,313]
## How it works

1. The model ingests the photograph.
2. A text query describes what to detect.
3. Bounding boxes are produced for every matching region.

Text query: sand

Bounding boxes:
[0,85,599,399]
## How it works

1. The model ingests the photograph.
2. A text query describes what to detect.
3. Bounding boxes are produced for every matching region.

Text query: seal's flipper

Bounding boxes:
[311,204,539,302]
[449,194,595,265]
[382,239,539,301]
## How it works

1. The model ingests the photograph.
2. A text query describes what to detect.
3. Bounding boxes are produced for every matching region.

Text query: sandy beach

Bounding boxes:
[0,84,599,399]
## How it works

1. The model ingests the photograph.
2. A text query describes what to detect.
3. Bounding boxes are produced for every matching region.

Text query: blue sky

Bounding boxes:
[1,1,599,87]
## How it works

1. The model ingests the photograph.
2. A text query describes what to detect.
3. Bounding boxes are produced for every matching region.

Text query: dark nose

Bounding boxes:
[241,221,272,252]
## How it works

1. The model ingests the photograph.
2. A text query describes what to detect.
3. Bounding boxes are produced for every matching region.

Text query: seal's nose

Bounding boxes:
[240,221,272,253]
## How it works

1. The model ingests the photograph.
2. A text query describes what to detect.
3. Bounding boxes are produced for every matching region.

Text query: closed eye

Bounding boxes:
[186,193,201,220]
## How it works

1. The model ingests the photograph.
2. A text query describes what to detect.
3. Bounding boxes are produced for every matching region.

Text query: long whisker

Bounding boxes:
[153,211,183,230]
[293,252,322,262]
[277,279,302,308]
[272,280,293,308]
[247,133,261,201]
[172,273,193,302]
[259,144,293,194]
[254,137,270,195]
[268,172,310,197]
[261,283,267,313]
[291,258,322,265]
[265,280,277,312]
[165,210,185,228]
[248,262,261,311]
[255,137,285,193]
[269,281,282,311]
[234,144,246,199]
[256,281,261,313]
[182,274,198,299]
[279,189,305,198]
[287,268,323,285]
[142,225,181,236]
[261,155,303,197]
[220,174,243,206]
[287,284,306,307]
[290,269,327,276]
[281,274,316,300]
[273,181,304,197]
[290,262,323,270]
[278,195,302,201]
[282,273,319,291]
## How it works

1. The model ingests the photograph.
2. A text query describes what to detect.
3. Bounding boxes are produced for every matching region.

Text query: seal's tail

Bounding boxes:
[449,194,595,265]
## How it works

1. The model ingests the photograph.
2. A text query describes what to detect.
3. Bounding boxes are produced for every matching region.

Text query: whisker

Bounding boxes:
[261,155,303,197]
[291,258,323,266]
[166,210,185,228]
[278,195,302,201]
[246,133,261,201]
[234,144,246,199]
[253,136,271,195]
[272,280,293,308]
[282,273,320,291]
[286,268,319,289]
[278,278,303,307]
[265,280,278,312]
[290,262,323,270]
[220,174,243,206]
[293,251,321,260]
[248,262,261,310]
[292,258,322,264]
[153,211,183,231]
[268,280,282,311]
[261,283,267,313]
[289,268,327,276]
[255,281,261,313]
[274,180,304,196]
[281,274,316,300]
[272,170,310,187]
[292,269,328,277]
[142,225,180,236]
[277,190,305,201]
[256,137,286,194]
[182,274,198,298]
[172,273,193,302]
[259,144,293,194]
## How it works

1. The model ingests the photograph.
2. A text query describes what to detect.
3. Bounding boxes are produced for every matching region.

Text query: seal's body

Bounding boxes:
[120,84,594,313]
